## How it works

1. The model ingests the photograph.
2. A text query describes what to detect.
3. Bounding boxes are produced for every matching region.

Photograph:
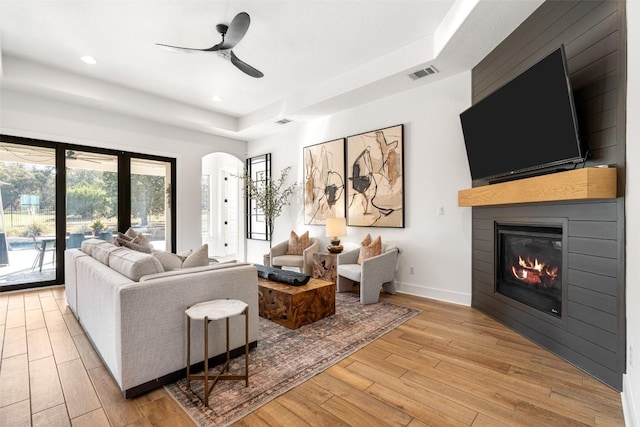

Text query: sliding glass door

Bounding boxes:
[0,135,176,292]
[66,150,118,248]
[130,157,173,251]
[0,142,57,289]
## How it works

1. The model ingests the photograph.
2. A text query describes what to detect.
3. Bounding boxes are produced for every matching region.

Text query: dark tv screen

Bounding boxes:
[460,46,585,181]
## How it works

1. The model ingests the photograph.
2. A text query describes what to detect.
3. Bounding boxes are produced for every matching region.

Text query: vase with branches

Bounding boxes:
[243,166,297,246]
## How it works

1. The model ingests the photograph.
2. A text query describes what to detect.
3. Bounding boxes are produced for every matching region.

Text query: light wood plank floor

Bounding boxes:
[0,286,625,426]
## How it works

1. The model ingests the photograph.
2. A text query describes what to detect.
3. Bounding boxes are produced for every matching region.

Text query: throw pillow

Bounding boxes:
[182,244,209,268]
[286,231,310,255]
[115,238,152,254]
[178,249,193,258]
[152,250,185,271]
[133,233,153,250]
[357,234,372,264]
[117,232,134,242]
[125,227,138,238]
[358,235,381,264]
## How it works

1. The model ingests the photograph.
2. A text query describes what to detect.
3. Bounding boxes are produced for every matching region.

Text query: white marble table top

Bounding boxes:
[185,299,248,321]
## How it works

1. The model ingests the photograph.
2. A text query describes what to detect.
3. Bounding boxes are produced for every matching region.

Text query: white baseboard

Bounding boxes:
[623,374,639,427]
[396,281,471,306]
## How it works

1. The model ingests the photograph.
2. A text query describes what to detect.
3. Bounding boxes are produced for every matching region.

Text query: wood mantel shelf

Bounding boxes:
[458,167,617,207]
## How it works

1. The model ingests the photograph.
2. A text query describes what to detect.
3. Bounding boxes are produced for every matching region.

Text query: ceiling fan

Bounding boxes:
[156,12,263,78]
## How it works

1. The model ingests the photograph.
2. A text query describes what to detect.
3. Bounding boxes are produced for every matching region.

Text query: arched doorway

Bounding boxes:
[201,153,244,259]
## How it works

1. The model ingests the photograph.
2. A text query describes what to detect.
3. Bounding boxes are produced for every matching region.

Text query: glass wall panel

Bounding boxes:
[0,135,176,292]
[65,150,118,247]
[0,142,57,289]
[130,158,172,251]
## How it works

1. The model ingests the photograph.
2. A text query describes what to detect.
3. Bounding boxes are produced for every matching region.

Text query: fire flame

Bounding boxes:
[510,255,558,286]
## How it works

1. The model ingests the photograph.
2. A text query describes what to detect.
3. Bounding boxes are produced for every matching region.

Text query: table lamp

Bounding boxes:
[326,217,347,253]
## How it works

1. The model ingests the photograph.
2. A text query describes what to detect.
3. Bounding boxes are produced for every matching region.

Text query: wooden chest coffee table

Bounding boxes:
[258,277,336,329]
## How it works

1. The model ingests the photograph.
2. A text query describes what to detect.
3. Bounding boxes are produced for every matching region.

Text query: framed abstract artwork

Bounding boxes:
[346,124,404,227]
[303,138,346,225]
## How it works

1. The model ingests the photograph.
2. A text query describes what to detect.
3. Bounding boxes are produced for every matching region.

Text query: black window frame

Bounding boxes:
[0,134,177,292]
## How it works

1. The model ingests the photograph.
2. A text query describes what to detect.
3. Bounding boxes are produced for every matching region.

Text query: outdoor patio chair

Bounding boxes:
[31,236,56,272]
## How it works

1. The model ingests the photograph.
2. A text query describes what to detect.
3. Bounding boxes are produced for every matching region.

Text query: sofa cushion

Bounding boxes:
[337,263,362,282]
[81,238,122,264]
[272,254,304,268]
[91,241,120,266]
[108,247,164,281]
[80,238,106,256]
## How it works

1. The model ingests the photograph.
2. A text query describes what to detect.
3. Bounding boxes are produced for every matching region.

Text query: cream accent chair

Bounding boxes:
[270,238,319,275]
[337,245,399,304]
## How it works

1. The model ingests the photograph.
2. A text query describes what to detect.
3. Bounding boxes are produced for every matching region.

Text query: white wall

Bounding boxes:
[623,1,639,424]
[247,72,473,305]
[0,88,246,253]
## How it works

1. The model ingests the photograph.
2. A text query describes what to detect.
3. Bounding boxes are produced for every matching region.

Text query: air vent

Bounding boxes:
[275,118,292,125]
[408,65,439,81]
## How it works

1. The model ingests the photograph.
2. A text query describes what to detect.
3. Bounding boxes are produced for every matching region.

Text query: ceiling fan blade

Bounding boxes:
[155,43,221,53]
[230,50,263,78]
[219,12,251,50]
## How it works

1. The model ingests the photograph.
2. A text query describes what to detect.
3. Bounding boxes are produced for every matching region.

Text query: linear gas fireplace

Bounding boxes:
[496,224,563,318]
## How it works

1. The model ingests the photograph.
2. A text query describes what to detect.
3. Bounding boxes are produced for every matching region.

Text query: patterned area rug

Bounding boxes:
[165,292,420,426]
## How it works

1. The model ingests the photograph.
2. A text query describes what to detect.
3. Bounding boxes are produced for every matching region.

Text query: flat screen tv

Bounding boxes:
[460,45,586,182]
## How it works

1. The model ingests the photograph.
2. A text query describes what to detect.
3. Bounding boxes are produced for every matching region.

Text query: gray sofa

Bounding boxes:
[65,239,259,397]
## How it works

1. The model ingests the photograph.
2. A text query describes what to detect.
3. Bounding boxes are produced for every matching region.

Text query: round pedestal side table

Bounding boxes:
[185,299,249,408]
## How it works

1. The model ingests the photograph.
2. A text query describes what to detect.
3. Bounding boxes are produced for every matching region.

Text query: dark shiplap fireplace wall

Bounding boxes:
[469,1,626,390]
[473,201,624,389]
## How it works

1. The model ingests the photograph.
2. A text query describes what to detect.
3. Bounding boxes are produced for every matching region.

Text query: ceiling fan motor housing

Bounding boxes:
[216,24,228,36]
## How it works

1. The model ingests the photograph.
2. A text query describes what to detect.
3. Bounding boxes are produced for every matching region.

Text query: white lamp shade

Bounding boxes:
[326,217,347,237]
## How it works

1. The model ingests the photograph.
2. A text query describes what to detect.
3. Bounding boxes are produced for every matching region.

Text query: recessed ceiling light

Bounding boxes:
[81,55,97,65]
[212,95,223,103]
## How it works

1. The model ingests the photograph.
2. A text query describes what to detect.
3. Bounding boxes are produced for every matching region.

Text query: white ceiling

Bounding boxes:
[0,0,543,141]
